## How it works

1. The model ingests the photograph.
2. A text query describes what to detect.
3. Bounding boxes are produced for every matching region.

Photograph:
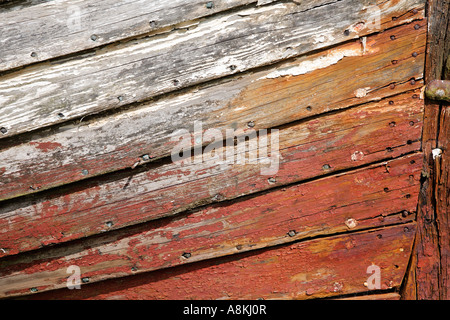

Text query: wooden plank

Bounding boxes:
[20,224,416,300]
[434,105,450,299]
[0,154,422,297]
[0,0,261,72]
[411,0,450,300]
[0,0,425,139]
[0,21,427,202]
[336,293,401,300]
[0,94,425,258]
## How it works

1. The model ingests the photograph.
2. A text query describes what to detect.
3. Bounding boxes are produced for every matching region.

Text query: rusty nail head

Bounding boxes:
[0,127,7,134]
[390,35,396,40]
[389,83,396,89]
[414,24,420,30]
[323,164,331,170]
[344,29,350,36]
[412,52,418,57]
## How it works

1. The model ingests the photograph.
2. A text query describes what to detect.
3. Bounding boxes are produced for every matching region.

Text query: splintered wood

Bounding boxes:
[0,0,428,300]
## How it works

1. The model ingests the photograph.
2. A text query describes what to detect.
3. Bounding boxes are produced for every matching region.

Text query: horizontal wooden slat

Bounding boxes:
[335,292,401,300]
[0,154,422,297]
[0,0,262,72]
[0,0,425,139]
[0,21,427,202]
[21,223,416,300]
[0,93,424,257]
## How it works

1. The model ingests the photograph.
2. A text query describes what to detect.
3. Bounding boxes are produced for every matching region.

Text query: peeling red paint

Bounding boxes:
[30,141,63,152]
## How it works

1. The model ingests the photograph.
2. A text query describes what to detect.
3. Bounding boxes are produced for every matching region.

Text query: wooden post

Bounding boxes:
[403,0,450,300]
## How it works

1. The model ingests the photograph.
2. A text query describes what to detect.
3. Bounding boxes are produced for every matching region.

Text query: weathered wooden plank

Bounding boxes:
[336,293,401,300]
[0,94,424,258]
[0,154,422,297]
[0,0,263,72]
[20,224,416,300]
[0,21,427,202]
[434,104,450,299]
[0,0,425,139]
[411,0,450,300]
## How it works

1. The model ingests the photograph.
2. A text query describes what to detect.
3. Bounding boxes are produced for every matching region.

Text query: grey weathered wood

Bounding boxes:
[0,21,426,202]
[0,0,261,73]
[0,0,425,139]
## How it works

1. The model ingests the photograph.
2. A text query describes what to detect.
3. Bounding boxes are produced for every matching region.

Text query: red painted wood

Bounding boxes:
[26,224,416,300]
[0,93,424,258]
[0,154,422,297]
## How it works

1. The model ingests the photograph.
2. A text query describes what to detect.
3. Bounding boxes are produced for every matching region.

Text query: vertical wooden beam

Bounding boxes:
[404,0,450,300]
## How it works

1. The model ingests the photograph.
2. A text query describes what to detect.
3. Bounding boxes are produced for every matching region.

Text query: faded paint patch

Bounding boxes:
[30,141,63,152]
[262,47,363,79]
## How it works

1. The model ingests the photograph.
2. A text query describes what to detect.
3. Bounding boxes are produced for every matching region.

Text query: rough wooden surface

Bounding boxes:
[0,0,433,301]
[0,155,422,297]
[0,21,427,202]
[409,0,450,300]
[434,105,450,299]
[0,93,424,258]
[0,0,425,139]
[21,224,415,300]
[0,0,260,73]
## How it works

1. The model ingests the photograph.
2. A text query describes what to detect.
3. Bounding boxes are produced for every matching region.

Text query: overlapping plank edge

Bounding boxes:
[0,154,422,297]
[0,20,427,202]
[0,91,425,258]
[0,0,425,140]
[14,223,415,300]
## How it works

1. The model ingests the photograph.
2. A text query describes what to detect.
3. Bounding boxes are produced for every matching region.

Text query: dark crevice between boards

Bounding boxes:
[0,0,49,13]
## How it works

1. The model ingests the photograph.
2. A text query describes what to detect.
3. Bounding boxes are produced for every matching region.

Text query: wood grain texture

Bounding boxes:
[21,223,416,300]
[336,292,401,300]
[0,0,262,72]
[0,93,425,258]
[410,0,450,300]
[0,21,427,202]
[434,104,450,299]
[0,154,422,297]
[0,0,425,139]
